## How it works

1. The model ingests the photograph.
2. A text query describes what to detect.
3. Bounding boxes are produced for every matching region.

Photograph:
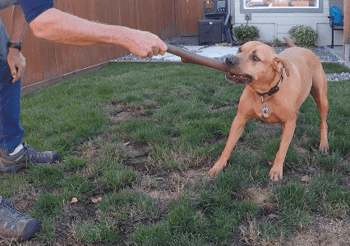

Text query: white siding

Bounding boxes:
[231,0,335,46]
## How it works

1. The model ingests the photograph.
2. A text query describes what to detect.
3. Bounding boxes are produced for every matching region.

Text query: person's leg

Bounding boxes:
[0,60,23,154]
[0,195,40,240]
[0,17,40,241]
[0,60,59,172]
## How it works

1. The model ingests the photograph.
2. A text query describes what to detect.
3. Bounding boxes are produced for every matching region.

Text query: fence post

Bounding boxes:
[343,0,350,61]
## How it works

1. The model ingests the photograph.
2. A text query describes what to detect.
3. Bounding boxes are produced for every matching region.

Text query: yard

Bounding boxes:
[1,61,350,246]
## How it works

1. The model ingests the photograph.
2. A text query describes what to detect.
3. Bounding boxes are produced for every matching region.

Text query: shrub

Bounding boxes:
[272,38,283,47]
[288,25,318,46]
[232,25,259,44]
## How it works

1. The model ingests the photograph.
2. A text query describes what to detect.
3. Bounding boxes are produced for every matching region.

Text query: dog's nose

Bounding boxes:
[225,56,237,66]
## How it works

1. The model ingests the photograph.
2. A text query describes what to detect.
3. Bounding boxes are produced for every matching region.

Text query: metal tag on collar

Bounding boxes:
[261,96,269,117]
[262,105,269,117]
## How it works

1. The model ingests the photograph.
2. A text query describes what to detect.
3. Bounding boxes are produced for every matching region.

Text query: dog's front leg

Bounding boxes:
[208,115,247,176]
[269,119,297,181]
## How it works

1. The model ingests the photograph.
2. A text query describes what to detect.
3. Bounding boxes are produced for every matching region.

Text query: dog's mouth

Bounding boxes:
[225,73,253,84]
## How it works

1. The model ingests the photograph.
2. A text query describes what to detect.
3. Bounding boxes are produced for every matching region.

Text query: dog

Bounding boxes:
[208,38,329,181]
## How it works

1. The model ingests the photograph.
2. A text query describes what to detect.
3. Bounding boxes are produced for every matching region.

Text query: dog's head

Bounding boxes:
[224,41,289,86]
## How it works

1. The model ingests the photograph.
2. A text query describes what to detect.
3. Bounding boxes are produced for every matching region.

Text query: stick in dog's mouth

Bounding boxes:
[166,45,254,85]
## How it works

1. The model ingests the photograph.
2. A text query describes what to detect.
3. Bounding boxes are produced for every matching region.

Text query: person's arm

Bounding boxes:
[29,8,167,58]
[7,4,28,83]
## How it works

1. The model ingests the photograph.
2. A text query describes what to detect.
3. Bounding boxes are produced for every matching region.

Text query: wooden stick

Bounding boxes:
[167,44,227,72]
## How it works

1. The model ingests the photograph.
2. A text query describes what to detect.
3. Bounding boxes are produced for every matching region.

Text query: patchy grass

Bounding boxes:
[1,62,350,245]
[322,62,350,73]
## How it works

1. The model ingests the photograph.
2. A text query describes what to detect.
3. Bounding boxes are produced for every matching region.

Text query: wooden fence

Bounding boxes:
[0,0,204,94]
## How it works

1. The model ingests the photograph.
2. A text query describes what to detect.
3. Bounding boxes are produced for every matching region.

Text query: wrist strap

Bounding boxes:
[7,41,22,51]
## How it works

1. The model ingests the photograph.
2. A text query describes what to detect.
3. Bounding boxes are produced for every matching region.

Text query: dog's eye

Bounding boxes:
[237,47,241,54]
[253,56,260,61]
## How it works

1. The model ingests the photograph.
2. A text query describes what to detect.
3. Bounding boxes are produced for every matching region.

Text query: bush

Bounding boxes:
[272,38,283,47]
[232,25,259,44]
[288,25,318,46]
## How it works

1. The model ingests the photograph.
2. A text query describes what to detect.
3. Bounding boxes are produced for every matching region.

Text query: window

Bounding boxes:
[241,0,322,13]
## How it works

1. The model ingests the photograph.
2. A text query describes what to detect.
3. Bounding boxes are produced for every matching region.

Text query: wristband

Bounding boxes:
[7,41,22,51]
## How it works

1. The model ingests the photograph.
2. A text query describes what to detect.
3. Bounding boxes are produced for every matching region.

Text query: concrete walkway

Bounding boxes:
[324,45,350,69]
[325,45,343,60]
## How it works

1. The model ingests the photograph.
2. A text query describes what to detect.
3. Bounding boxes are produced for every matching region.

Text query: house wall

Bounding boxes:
[231,0,338,46]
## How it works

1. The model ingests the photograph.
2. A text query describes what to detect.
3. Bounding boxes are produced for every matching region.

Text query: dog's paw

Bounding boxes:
[319,142,329,154]
[208,167,221,176]
[269,166,283,182]
[208,164,224,176]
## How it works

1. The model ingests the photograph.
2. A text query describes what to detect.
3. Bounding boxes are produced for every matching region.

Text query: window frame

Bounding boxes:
[240,0,323,14]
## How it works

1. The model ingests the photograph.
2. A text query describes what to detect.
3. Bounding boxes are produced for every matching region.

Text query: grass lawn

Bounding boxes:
[1,61,350,246]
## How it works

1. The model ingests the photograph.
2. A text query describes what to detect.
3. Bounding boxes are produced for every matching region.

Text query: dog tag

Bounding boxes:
[262,105,269,117]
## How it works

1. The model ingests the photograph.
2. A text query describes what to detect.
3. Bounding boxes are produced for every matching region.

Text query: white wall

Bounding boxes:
[231,0,338,46]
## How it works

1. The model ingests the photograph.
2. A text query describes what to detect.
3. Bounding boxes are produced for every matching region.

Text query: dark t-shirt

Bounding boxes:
[17,0,53,23]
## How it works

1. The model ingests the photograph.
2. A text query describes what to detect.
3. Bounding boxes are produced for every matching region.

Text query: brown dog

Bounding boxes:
[208,38,329,181]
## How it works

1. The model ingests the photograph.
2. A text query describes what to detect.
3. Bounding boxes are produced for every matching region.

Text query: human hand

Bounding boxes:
[7,48,26,83]
[126,29,167,58]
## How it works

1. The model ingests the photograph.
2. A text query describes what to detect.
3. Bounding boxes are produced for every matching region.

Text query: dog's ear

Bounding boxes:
[273,56,290,77]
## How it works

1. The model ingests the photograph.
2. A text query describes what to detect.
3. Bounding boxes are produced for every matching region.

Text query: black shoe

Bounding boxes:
[0,143,59,172]
[0,196,40,240]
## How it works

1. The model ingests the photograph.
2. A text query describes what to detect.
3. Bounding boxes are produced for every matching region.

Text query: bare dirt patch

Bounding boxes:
[106,102,155,123]
[236,215,350,246]
[239,218,283,246]
[243,187,275,209]
[136,167,214,208]
[48,186,114,246]
[82,140,100,161]
[121,143,161,175]
[11,184,38,214]
[286,217,350,246]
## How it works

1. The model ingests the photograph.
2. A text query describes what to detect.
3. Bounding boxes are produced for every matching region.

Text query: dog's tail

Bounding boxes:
[283,37,296,47]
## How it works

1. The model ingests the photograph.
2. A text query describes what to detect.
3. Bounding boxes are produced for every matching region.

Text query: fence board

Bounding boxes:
[0,0,204,88]
[175,0,204,35]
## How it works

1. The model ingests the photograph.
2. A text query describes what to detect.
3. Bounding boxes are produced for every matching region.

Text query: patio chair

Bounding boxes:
[328,5,344,48]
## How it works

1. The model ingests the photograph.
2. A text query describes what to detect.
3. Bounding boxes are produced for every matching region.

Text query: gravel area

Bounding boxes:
[326,72,350,81]
[115,36,350,82]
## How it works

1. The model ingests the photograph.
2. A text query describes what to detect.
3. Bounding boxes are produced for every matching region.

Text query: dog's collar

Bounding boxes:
[257,74,284,98]
[257,74,284,118]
